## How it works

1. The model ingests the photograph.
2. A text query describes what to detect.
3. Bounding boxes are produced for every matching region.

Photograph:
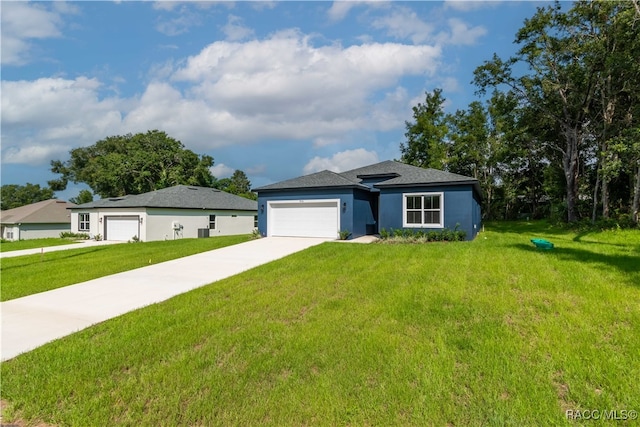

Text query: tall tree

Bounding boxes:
[400,89,449,170]
[474,2,600,222]
[49,130,216,198]
[215,170,256,200]
[1,183,54,210]
[69,189,94,205]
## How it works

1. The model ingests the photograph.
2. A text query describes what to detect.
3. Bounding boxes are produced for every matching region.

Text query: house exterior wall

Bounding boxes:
[378,185,480,240]
[71,208,256,242]
[2,225,20,241]
[15,223,71,240]
[145,208,255,240]
[257,189,354,238]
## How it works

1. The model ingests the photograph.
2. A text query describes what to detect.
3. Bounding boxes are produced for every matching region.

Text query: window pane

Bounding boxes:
[406,196,421,210]
[406,211,421,224]
[431,195,440,210]
[424,211,440,224]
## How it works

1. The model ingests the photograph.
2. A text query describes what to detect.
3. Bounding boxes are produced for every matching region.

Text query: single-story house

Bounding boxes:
[69,185,257,242]
[1,199,76,241]
[253,160,482,240]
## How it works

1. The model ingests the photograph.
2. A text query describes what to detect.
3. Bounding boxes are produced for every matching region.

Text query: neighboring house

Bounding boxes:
[1,199,76,241]
[253,160,482,240]
[69,185,257,242]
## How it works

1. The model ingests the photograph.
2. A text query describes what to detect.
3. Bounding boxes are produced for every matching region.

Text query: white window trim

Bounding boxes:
[209,214,216,230]
[402,192,444,228]
[79,213,90,231]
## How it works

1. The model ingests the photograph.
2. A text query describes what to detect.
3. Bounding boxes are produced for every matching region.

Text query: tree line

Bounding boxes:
[401,0,639,225]
[1,130,256,210]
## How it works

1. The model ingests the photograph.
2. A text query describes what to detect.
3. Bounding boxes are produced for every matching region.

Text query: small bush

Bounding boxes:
[377,226,467,244]
[339,230,351,240]
[60,232,89,240]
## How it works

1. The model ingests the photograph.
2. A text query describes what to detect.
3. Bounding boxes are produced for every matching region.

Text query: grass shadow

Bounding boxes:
[484,220,570,236]
[512,243,640,283]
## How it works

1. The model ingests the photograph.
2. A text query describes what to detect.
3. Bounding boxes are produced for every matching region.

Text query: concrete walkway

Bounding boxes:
[0,239,123,259]
[0,237,328,361]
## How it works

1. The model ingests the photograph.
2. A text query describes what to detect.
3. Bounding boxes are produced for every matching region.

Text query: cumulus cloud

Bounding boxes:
[443,0,501,12]
[327,1,388,22]
[0,1,75,65]
[303,148,379,174]
[370,5,486,46]
[221,15,254,41]
[443,18,487,45]
[1,29,440,165]
[371,7,434,44]
[1,77,124,164]
[210,163,235,178]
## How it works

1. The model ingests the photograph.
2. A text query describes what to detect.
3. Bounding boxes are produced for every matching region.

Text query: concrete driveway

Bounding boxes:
[1,237,328,361]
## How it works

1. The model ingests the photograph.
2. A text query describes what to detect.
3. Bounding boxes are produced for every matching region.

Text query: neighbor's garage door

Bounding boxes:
[105,216,139,241]
[268,200,339,238]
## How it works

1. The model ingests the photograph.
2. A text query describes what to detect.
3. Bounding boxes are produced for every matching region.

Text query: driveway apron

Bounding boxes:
[1,237,328,361]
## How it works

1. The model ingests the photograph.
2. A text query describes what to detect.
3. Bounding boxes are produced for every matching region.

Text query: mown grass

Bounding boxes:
[0,235,251,301]
[0,238,77,252]
[1,222,639,425]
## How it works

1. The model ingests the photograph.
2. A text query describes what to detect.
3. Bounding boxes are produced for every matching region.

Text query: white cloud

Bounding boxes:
[1,30,440,166]
[1,77,124,164]
[304,148,379,174]
[371,7,434,44]
[327,1,388,22]
[442,18,487,46]
[210,163,235,178]
[221,15,254,41]
[0,2,69,65]
[2,144,71,166]
[443,1,501,12]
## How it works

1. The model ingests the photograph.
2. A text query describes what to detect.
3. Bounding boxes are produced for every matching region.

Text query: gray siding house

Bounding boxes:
[254,161,482,240]
[70,185,257,242]
[1,199,76,241]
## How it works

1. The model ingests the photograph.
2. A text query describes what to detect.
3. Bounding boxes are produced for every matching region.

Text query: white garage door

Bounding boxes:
[268,200,339,238]
[105,216,139,241]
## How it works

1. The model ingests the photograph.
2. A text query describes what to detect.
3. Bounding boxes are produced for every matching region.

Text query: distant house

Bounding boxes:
[69,185,257,242]
[253,160,482,240]
[1,199,76,241]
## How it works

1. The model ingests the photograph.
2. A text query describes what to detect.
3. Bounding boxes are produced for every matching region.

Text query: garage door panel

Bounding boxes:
[269,201,338,238]
[106,217,139,241]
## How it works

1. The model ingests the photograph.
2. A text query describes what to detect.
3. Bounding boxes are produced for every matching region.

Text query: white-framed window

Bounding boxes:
[79,213,90,231]
[254,215,258,228]
[209,214,216,229]
[403,192,444,228]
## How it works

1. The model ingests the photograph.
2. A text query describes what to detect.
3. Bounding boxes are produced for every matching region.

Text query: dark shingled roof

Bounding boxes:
[71,185,257,211]
[253,170,368,191]
[254,161,481,195]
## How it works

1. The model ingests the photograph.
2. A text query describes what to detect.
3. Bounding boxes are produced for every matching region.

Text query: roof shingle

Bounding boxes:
[71,185,257,211]
[1,199,76,224]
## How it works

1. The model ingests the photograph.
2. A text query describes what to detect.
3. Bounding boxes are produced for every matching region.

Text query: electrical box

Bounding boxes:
[171,221,181,230]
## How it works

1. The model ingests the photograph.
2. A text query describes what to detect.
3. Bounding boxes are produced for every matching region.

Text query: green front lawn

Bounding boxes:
[2,222,639,425]
[0,238,77,252]
[0,235,251,301]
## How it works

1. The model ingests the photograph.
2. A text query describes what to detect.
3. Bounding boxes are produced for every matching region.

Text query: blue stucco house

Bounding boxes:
[253,160,482,240]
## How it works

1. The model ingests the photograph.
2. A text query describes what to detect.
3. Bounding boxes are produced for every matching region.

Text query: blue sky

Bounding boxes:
[1,1,547,200]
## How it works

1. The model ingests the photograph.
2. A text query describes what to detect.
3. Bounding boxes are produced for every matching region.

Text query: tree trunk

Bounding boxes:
[633,163,640,224]
[592,167,600,223]
[562,125,581,222]
[601,178,610,219]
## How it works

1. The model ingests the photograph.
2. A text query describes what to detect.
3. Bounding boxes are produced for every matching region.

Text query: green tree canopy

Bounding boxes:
[215,170,257,200]
[399,88,449,170]
[69,189,94,205]
[49,130,216,198]
[1,183,55,210]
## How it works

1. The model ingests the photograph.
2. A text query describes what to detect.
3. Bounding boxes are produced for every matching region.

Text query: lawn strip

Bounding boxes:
[0,235,251,301]
[1,222,639,425]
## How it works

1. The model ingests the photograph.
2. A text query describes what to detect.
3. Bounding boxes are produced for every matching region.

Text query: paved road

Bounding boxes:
[0,237,328,361]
